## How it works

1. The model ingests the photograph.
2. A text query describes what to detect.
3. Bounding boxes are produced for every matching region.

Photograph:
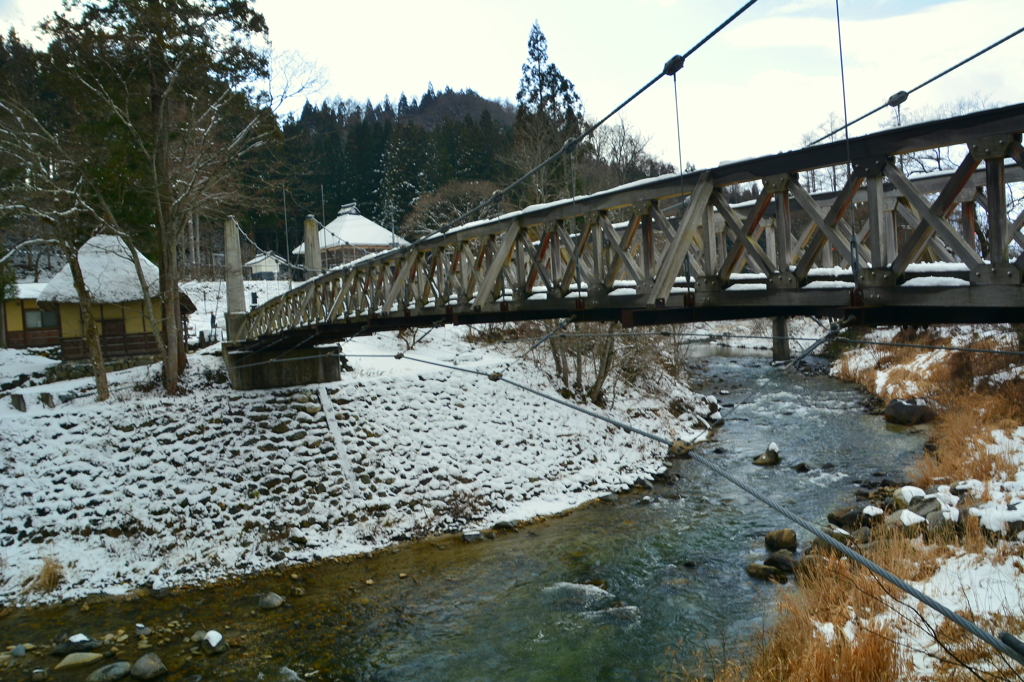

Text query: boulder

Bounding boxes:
[765,528,798,552]
[259,592,285,609]
[753,442,781,466]
[851,526,872,545]
[86,661,131,682]
[827,506,865,530]
[894,486,926,509]
[201,630,228,655]
[885,509,927,531]
[883,399,936,426]
[926,510,957,539]
[129,653,167,680]
[745,563,788,584]
[52,637,102,656]
[764,549,797,573]
[909,496,943,518]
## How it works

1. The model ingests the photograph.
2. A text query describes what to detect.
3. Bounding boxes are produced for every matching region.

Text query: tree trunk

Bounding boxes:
[588,322,616,405]
[67,253,109,401]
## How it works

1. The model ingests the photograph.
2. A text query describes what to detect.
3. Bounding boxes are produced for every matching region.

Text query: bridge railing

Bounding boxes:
[236,103,1024,349]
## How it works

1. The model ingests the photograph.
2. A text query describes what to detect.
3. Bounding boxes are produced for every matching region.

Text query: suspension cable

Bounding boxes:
[808,25,1024,146]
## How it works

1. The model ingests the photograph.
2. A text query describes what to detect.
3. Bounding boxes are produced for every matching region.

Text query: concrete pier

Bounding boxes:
[223,345,342,391]
[224,216,246,341]
[772,317,791,363]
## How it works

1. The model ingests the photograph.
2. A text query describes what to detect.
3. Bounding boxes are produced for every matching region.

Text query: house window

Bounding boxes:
[25,309,60,329]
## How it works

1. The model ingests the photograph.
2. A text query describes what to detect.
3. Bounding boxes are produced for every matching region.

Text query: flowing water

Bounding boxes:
[0,351,926,681]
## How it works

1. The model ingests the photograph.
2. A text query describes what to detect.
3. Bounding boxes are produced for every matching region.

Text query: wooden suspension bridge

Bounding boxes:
[220,103,1024,388]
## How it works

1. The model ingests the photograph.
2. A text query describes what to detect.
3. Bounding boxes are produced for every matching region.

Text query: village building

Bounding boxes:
[244,251,290,280]
[292,202,408,269]
[36,235,195,361]
[2,282,61,349]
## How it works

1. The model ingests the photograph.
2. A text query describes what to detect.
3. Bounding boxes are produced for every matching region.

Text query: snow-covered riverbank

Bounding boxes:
[0,323,717,606]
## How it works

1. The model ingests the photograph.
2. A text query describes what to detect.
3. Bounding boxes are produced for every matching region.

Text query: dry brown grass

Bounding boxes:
[913,383,1024,489]
[27,556,64,594]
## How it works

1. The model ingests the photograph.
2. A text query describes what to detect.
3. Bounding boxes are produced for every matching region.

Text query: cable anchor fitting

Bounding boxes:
[394,352,404,360]
[488,372,502,382]
[886,91,909,107]
[668,439,692,459]
[663,54,685,76]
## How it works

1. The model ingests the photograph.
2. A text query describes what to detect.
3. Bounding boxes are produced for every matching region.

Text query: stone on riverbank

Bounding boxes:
[885,509,927,532]
[883,398,936,426]
[753,442,781,466]
[129,653,167,679]
[745,563,788,583]
[260,592,285,609]
[86,661,131,681]
[764,528,797,552]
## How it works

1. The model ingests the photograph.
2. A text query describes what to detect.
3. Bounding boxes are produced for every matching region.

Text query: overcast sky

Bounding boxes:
[3,0,1023,170]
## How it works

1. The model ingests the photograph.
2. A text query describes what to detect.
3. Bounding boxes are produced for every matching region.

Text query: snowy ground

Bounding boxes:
[0,321,716,606]
[0,348,59,385]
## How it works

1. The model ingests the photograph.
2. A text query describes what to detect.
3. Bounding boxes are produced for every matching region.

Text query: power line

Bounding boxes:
[809,26,1024,146]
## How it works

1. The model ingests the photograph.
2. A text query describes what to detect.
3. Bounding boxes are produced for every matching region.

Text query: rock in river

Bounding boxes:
[54,652,103,670]
[883,398,936,425]
[745,563,788,584]
[129,653,167,680]
[764,549,797,573]
[201,630,229,655]
[86,661,131,681]
[764,528,797,552]
[753,442,780,466]
[260,592,286,609]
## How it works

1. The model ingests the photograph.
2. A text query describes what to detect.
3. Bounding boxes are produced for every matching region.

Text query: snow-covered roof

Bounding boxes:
[245,251,287,267]
[38,235,160,305]
[15,282,49,300]
[292,204,408,255]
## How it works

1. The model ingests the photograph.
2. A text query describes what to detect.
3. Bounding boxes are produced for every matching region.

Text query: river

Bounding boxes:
[0,349,926,681]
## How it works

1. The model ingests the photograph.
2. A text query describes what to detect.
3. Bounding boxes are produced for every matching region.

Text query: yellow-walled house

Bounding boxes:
[36,235,194,361]
[3,282,61,348]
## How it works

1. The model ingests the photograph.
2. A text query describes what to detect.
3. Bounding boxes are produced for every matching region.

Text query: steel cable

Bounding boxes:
[809,26,1024,146]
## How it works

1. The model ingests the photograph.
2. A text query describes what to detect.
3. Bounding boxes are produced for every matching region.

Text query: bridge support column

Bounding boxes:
[223,345,343,391]
[772,317,791,363]
[224,216,246,341]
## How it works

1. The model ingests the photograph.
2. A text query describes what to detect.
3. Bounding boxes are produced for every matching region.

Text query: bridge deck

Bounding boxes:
[234,103,1024,352]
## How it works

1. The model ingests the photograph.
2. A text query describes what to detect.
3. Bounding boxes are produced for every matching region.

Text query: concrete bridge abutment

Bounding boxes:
[223,345,343,391]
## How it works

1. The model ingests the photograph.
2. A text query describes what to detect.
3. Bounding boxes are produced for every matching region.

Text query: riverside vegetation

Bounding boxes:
[667,324,1024,682]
